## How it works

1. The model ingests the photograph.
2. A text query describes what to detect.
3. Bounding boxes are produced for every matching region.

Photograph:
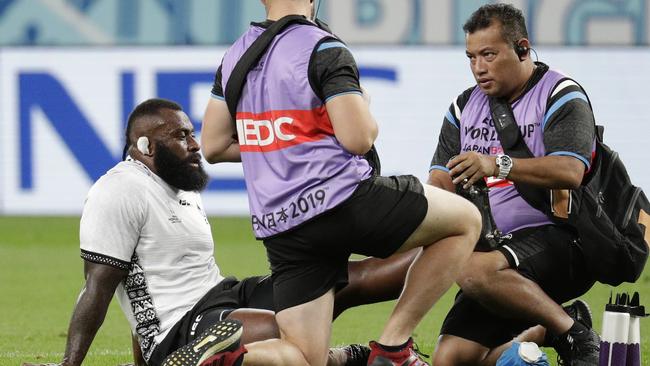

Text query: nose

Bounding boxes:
[188,135,200,152]
[473,57,487,75]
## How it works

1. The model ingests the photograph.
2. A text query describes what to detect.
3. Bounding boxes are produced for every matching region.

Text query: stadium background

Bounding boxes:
[0,0,648,365]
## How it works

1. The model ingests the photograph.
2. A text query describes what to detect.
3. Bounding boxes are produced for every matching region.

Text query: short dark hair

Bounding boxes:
[463,3,528,47]
[122,98,182,160]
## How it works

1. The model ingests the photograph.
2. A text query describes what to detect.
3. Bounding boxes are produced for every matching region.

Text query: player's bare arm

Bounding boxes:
[60,261,127,366]
[326,93,378,155]
[447,152,584,190]
[426,169,455,193]
[201,98,241,163]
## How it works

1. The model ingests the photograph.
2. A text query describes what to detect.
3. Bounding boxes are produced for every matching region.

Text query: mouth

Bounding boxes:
[478,78,493,88]
[188,155,202,168]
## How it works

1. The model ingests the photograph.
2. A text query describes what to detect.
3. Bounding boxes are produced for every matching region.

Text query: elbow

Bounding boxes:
[565,174,583,190]
[566,164,586,189]
[202,146,220,164]
[339,125,378,156]
[555,170,583,190]
[342,136,375,155]
[204,155,219,164]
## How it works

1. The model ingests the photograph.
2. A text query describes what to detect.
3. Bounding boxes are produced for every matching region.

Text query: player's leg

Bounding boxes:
[456,249,573,335]
[232,289,334,366]
[432,290,532,366]
[375,183,481,347]
[454,225,599,364]
[432,290,596,366]
[433,335,493,366]
[333,249,419,318]
[193,296,332,366]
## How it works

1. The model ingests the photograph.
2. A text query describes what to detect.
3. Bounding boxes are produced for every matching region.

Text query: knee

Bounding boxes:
[459,201,482,245]
[432,350,456,366]
[456,258,494,297]
[227,309,280,344]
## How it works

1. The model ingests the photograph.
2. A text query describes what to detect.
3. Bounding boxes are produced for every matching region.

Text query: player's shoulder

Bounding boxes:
[454,85,479,110]
[88,160,152,201]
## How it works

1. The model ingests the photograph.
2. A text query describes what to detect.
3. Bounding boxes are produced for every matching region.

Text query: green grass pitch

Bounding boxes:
[1,216,648,365]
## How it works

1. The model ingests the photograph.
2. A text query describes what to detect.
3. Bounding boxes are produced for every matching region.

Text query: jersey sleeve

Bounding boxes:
[79,175,146,270]
[309,39,362,102]
[210,65,224,101]
[429,87,474,172]
[542,78,595,169]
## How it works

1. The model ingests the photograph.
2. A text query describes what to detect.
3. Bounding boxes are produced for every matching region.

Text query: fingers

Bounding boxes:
[447,152,493,188]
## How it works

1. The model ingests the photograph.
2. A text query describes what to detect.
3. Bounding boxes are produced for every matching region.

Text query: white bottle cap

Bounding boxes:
[518,342,542,362]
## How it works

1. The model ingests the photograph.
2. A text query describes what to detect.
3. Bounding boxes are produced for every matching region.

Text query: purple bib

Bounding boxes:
[221,23,372,238]
[460,69,566,233]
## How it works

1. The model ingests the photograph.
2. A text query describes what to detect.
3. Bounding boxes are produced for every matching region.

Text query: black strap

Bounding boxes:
[224,15,317,122]
[488,97,550,213]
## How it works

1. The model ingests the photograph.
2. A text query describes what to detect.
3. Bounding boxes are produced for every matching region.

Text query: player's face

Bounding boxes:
[153,110,208,191]
[157,110,200,164]
[465,22,522,99]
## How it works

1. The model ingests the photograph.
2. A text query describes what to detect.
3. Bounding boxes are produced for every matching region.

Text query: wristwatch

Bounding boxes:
[495,154,513,179]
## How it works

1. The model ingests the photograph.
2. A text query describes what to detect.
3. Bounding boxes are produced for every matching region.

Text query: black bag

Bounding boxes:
[224,15,381,175]
[489,97,649,285]
[454,177,508,251]
[568,134,650,285]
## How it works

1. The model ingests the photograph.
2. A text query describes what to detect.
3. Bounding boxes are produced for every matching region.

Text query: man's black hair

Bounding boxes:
[122,98,183,160]
[463,3,528,47]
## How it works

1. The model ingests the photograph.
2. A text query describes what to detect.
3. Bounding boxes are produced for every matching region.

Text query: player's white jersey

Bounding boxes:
[80,158,223,360]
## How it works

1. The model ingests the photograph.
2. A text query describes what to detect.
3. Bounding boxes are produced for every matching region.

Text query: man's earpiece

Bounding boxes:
[514,41,528,61]
[136,136,151,155]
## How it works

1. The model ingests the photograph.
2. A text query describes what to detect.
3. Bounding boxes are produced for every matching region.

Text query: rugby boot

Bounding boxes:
[553,321,600,366]
[367,338,430,366]
[161,319,245,366]
[564,299,593,328]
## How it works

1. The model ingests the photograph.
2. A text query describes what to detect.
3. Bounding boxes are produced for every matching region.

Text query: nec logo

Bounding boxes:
[236,117,295,146]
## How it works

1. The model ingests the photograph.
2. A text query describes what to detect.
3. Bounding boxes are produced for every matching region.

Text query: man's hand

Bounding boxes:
[447,152,498,189]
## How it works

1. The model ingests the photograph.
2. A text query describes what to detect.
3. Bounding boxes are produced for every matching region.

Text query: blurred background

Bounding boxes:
[1,0,649,216]
[1,2,649,364]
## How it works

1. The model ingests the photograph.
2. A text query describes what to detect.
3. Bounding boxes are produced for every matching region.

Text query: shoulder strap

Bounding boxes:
[224,15,317,122]
[488,97,550,213]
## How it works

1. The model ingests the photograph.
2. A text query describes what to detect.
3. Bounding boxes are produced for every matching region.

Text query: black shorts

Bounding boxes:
[264,175,428,312]
[148,276,273,366]
[440,225,595,349]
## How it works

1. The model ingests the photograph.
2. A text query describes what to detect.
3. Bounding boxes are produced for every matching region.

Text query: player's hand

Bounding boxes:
[447,152,498,189]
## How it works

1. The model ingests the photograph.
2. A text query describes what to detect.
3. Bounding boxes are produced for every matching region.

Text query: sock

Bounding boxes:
[561,320,589,339]
[547,320,588,346]
[376,338,410,352]
[566,320,589,338]
[232,345,248,366]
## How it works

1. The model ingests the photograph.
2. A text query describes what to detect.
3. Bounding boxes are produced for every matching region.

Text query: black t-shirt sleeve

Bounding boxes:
[430,103,462,171]
[309,39,362,101]
[430,87,474,171]
[211,65,224,99]
[543,79,595,169]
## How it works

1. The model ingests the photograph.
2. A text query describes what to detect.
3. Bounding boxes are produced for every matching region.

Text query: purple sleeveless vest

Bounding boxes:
[460,69,566,233]
[220,23,372,238]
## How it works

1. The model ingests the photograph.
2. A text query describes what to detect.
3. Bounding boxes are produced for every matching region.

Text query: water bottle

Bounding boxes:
[625,292,647,366]
[496,342,550,365]
[600,293,630,366]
